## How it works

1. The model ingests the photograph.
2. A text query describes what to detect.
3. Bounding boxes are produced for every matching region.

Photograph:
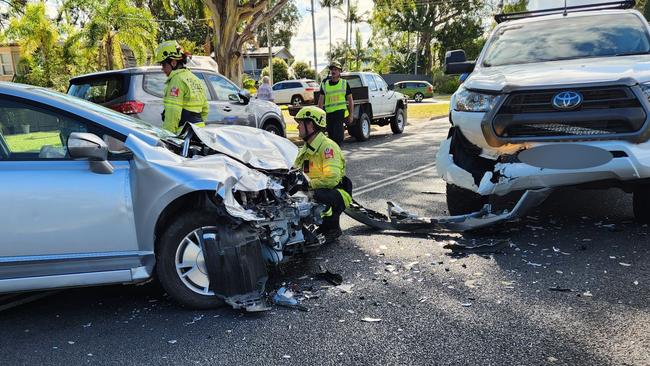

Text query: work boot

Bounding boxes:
[320,227,342,244]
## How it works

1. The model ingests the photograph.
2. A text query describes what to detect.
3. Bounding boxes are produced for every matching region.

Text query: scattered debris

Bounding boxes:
[67,341,75,345]
[548,356,558,362]
[461,302,472,307]
[282,355,291,359]
[634,280,639,286]
[336,284,354,294]
[619,262,632,267]
[404,262,419,270]
[582,291,593,297]
[314,267,343,286]
[549,286,572,292]
[82,322,92,328]
[526,261,543,267]
[272,287,308,311]
[361,317,382,322]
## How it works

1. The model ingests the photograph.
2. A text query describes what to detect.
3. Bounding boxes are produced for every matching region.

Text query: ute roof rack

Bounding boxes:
[494,0,635,23]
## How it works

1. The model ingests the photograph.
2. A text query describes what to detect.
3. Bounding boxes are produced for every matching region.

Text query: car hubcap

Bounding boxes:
[292,98,301,106]
[397,113,404,129]
[175,227,218,296]
[362,118,370,138]
[416,94,422,102]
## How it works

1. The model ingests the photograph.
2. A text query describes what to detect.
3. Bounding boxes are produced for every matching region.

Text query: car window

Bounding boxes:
[363,74,378,91]
[342,75,363,88]
[207,74,240,101]
[373,75,387,91]
[143,71,211,100]
[288,82,303,89]
[68,75,127,104]
[272,83,284,91]
[0,98,123,160]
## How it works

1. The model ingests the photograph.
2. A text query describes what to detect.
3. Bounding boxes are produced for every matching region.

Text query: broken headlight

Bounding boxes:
[454,86,499,112]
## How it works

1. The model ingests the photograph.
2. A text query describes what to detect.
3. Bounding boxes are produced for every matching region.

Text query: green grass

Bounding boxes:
[4,131,61,152]
[407,102,450,120]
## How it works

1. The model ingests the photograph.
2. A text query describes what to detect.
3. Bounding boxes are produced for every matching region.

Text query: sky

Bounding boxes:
[290,0,374,71]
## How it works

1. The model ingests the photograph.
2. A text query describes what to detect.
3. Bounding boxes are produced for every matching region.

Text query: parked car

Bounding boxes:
[393,81,434,102]
[440,1,650,223]
[272,79,319,106]
[68,66,286,137]
[0,82,325,310]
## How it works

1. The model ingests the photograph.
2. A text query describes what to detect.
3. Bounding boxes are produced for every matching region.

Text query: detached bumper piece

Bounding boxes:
[201,223,271,312]
[345,188,552,233]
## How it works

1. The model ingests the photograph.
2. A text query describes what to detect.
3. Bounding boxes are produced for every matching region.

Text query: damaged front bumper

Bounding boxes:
[437,126,650,196]
[346,188,552,233]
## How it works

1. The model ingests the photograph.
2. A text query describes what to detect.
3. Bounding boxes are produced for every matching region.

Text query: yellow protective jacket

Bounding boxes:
[163,68,209,133]
[294,132,352,206]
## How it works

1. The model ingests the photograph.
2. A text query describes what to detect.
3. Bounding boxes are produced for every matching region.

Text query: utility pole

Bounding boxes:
[345,0,350,69]
[414,32,418,75]
[267,2,273,83]
[310,0,318,77]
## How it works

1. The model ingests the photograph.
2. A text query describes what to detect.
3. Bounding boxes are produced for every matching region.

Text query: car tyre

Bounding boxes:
[391,107,405,134]
[414,93,424,103]
[291,95,304,107]
[351,112,371,141]
[446,183,488,216]
[156,210,226,309]
[263,122,282,136]
[633,185,650,224]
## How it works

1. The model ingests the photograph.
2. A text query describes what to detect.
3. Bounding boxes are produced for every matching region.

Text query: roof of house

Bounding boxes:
[243,46,293,59]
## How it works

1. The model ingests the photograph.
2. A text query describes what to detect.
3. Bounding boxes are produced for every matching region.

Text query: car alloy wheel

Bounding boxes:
[174,226,218,296]
[414,93,424,103]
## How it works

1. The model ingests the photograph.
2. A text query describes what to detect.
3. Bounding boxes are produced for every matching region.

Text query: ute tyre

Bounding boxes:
[446,183,488,216]
[391,107,405,134]
[414,93,424,103]
[352,113,371,141]
[156,210,226,309]
[291,95,304,107]
[633,186,650,224]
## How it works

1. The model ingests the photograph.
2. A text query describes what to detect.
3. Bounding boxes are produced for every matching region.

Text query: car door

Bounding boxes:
[373,74,395,115]
[0,95,139,284]
[272,82,285,103]
[205,73,256,128]
[141,71,216,126]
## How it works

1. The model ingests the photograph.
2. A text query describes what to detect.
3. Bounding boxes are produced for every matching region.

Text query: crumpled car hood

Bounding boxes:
[466,55,650,92]
[193,124,298,171]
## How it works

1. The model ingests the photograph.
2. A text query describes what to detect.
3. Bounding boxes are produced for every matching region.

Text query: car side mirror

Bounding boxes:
[238,89,251,105]
[68,132,113,174]
[444,49,475,75]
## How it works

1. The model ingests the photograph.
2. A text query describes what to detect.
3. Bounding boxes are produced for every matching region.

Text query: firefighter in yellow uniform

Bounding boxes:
[294,106,353,242]
[154,40,209,133]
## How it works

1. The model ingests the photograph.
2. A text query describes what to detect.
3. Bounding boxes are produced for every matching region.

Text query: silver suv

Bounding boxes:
[68,66,286,136]
[0,82,322,310]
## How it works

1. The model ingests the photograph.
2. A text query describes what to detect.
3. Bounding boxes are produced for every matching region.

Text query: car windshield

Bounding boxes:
[39,89,175,139]
[483,13,650,67]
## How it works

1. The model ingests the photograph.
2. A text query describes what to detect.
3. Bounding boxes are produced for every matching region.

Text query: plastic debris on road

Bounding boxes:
[361,317,382,322]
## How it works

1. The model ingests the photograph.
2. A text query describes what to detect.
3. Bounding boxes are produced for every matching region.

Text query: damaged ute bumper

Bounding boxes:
[437,125,650,197]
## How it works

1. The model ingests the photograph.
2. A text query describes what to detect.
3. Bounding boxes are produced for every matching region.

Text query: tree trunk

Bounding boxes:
[328,6,332,60]
[106,35,114,70]
[418,32,432,75]
[311,0,317,76]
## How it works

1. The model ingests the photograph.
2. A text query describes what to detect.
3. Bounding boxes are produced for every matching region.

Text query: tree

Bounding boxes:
[79,0,157,70]
[143,0,212,55]
[326,40,351,70]
[261,57,289,82]
[5,3,63,88]
[372,0,483,74]
[319,0,342,59]
[351,28,370,71]
[0,0,26,30]
[339,0,366,66]
[292,60,316,79]
[255,0,300,49]
[202,0,290,84]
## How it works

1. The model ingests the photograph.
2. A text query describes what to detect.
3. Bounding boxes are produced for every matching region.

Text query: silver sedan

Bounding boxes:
[0,82,323,310]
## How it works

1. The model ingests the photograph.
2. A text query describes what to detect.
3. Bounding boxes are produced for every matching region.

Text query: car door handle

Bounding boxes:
[223,106,232,112]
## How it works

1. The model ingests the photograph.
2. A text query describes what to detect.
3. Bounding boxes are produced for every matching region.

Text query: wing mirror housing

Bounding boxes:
[444,49,476,75]
[238,89,251,105]
[68,132,113,174]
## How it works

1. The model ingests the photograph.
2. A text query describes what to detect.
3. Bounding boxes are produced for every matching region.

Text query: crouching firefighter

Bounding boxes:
[294,106,353,242]
[154,40,209,134]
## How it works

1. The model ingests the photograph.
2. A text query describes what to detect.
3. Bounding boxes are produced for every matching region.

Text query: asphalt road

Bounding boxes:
[1,118,648,366]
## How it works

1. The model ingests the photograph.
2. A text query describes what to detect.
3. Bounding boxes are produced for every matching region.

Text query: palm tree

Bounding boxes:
[352,27,370,71]
[339,1,366,68]
[320,0,342,61]
[82,0,158,70]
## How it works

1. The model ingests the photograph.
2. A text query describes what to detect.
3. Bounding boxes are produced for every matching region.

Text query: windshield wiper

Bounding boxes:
[615,51,650,56]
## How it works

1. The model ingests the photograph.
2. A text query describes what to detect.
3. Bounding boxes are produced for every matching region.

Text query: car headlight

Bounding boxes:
[640,82,650,102]
[454,86,499,112]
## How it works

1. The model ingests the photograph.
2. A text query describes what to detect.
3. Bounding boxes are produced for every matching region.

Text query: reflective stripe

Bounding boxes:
[321,207,333,218]
[337,189,352,209]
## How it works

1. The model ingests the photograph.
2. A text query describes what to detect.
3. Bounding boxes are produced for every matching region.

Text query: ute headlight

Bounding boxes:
[454,86,499,112]
[640,82,650,102]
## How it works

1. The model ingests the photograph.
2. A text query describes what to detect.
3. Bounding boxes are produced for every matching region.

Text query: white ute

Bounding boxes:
[438,1,650,224]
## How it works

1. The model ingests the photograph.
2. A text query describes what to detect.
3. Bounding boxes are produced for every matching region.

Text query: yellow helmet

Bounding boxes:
[154,40,184,63]
[295,106,326,128]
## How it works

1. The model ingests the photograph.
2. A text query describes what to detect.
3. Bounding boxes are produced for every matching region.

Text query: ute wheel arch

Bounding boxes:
[262,118,285,137]
[154,191,221,249]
